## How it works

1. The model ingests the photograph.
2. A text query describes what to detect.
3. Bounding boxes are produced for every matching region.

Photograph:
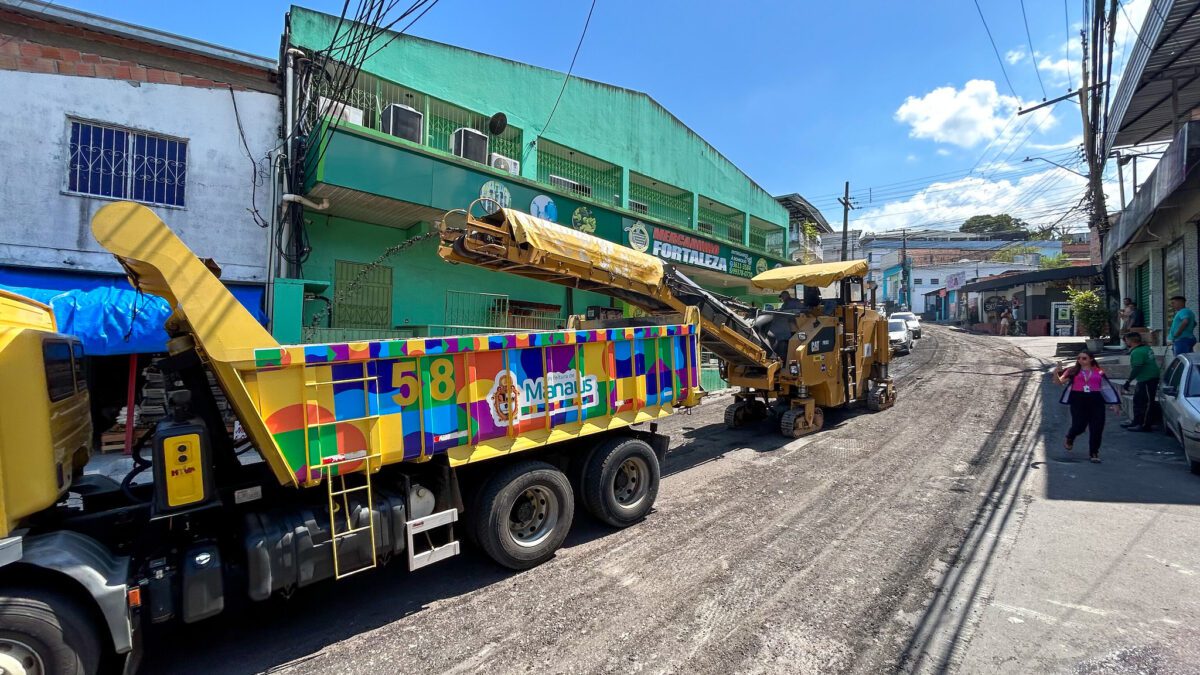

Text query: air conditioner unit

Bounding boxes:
[318,96,364,126]
[490,153,520,176]
[549,174,592,198]
[381,103,422,143]
[629,199,649,215]
[451,127,488,163]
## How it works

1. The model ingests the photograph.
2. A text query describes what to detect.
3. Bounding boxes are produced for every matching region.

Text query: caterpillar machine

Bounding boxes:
[437,202,896,438]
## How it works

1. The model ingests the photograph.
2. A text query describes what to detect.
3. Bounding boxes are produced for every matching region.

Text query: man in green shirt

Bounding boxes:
[1121,331,1161,431]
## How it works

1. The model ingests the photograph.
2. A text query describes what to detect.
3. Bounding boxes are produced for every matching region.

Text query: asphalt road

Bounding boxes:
[141,325,1041,674]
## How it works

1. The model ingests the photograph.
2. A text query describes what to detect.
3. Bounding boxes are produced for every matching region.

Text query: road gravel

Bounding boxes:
[141,325,1041,674]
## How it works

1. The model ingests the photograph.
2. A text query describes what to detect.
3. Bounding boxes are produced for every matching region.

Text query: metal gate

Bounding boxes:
[332,260,393,329]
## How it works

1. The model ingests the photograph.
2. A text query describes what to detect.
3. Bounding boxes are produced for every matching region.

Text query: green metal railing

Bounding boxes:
[311,67,522,164]
[749,220,786,258]
[697,203,744,246]
[302,326,416,343]
[427,98,522,161]
[629,175,691,228]
[536,140,621,205]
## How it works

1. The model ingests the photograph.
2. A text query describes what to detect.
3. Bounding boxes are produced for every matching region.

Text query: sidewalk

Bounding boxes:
[951,336,1200,672]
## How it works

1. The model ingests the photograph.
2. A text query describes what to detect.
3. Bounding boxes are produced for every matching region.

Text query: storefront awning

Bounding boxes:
[750,259,869,290]
[957,266,1100,294]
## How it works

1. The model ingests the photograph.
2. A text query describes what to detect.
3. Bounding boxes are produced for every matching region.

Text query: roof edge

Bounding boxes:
[2,0,277,71]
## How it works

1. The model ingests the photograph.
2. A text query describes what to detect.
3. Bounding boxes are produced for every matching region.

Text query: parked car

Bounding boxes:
[1158,352,1200,474]
[888,319,913,355]
[891,311,922,338]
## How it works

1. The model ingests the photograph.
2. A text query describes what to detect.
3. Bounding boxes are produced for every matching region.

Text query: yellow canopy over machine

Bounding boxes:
[750,259,869,291]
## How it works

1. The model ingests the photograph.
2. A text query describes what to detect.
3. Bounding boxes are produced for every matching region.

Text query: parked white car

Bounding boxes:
[888,319,913,355]
[890,311,921,338]
[1158,352,1200,475]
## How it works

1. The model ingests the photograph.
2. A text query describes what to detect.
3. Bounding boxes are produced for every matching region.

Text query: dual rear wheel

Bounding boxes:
[471,436,661,570]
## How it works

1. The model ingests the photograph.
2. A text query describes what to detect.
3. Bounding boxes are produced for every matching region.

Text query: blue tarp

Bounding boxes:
[0,269,266,356]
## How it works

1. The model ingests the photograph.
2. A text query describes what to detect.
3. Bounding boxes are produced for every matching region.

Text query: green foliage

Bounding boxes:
[1066,287,1108,338]
[960,214,1029,235]
[1039,253,1071,269]
[991,244,1038,263]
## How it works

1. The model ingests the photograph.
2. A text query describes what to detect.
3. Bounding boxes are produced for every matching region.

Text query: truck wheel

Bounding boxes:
[0,587,101,675]
[473,461,574,570]
[582,437,660,528]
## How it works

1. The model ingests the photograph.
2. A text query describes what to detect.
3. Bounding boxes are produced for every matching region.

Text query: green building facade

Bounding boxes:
[276,6,791,344]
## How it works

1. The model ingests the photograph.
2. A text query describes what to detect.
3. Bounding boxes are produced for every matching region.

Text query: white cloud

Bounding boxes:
[906,153,919,163]
[1005,48,1027,65]
[850,166,1090,234]
[895,80,1037,148]
[1036,54,1073,88]
[936,148,952,156]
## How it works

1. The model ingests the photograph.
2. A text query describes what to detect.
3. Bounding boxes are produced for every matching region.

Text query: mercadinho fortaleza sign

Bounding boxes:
[622,219,780,279]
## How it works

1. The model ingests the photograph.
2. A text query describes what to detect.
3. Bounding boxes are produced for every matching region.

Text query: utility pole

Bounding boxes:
[1079,1,1112,240]
[901,228,909,309]
[838,181,855,261]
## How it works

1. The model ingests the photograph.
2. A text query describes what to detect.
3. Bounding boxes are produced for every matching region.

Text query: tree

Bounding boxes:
[960,214,1029,236]
[1039,253,1071,269]
[991,244,1038,263]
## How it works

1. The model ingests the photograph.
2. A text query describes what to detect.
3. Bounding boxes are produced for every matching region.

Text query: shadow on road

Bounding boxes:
[1035,371,1200,506]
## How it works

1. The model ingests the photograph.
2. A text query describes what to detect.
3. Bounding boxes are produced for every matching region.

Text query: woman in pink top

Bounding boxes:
[1054,351,1121,463]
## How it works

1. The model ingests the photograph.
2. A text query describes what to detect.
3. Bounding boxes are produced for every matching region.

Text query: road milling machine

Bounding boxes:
[437,202,895,438]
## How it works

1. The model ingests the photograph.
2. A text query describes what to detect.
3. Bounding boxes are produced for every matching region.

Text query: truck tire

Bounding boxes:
[0,587,102,675]
[473,461,574,570]
[582,437,660,528]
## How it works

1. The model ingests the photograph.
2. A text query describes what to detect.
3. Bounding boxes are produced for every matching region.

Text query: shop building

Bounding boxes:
[0,0,279,312]
[275,6,795,343]
[1103,0,1200,346]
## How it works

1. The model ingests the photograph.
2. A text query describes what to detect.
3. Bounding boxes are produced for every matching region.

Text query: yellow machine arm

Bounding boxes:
[91,202,279,364]
[438,207,773,368]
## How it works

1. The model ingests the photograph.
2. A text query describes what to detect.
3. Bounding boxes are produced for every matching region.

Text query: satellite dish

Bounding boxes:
[488,112,508,136]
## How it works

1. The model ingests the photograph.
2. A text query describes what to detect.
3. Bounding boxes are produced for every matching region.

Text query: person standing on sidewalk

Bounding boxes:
[1121,332,1161,432]
[999,308,1012,336]
[1055,351,1122,463]
[1168,296,1197,356]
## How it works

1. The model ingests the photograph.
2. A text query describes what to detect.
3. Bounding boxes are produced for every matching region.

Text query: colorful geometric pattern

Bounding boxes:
[244,325,699,485]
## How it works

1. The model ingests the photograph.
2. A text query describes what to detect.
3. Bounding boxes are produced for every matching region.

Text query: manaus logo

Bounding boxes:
[625,221,650,252]
[486,369,598,425]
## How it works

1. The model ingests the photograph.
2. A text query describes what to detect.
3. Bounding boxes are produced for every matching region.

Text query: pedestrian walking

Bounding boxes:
[1120,332,1161,432]
[1055,351,1121,463]
[1168,296,1197,355]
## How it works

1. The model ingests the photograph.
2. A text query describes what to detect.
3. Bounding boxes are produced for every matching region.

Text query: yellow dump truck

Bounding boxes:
[0,203,702,674]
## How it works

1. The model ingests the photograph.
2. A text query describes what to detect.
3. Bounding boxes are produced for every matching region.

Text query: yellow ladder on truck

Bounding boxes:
[324,454,381,579]
[302,367,383,579]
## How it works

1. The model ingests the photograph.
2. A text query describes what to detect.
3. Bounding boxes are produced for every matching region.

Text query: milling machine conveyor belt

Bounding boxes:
[437,206,775,370]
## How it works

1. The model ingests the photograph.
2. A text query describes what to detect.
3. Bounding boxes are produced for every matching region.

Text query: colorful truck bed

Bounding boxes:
[246,324,700,485]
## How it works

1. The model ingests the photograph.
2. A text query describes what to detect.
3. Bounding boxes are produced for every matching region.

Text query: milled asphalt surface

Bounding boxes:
[137,325,1089,674]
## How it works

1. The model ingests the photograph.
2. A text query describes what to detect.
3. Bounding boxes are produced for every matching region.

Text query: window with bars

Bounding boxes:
[66,120,187,208]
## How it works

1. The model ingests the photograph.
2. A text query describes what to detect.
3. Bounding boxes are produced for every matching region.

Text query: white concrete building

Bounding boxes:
[0,1,279,292]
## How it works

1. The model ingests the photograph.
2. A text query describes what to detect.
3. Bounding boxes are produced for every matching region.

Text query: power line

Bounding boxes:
[973,0,1019,98]
[539,0,598,137]
[1020,0,1048,99]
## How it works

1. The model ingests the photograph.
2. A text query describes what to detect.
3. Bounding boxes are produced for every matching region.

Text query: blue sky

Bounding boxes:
[54,0,1152,233]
